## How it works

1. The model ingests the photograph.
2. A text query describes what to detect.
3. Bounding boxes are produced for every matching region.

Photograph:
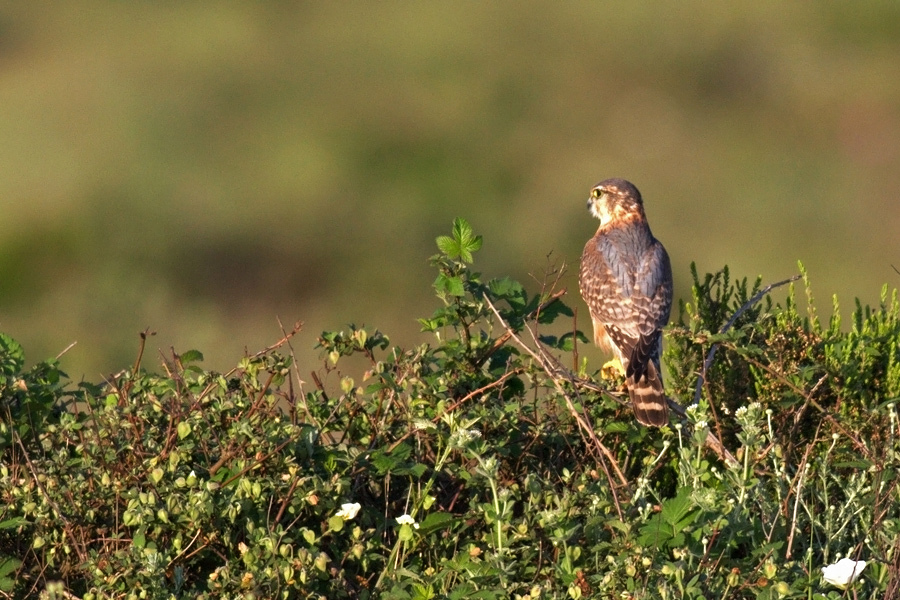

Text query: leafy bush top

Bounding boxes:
[1,218,899,599]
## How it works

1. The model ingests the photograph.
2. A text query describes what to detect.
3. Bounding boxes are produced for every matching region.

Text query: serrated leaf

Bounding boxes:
[603,421,630,433]
[489,277,526,308]
[550,331,589,352]
[436,235,458,258]
[435,274,465,297]
[179,349,204,363]
[536,299,574,324]
[660,487,694,526]
[450,217,482,263]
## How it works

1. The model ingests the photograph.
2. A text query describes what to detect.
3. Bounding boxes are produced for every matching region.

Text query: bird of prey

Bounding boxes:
[579,178,673,427]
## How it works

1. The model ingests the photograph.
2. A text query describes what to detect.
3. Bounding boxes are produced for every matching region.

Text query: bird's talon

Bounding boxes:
[600,358,626,380]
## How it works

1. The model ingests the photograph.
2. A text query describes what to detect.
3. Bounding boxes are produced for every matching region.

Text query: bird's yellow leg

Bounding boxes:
[600,357,626,381]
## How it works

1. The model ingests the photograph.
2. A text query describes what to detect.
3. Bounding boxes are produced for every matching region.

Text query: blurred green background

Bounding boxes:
[1,3,899,380]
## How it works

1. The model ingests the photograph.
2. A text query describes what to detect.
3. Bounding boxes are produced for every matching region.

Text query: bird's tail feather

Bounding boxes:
[627,361,669,427]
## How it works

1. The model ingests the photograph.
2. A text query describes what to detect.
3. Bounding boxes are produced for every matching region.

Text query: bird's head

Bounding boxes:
[587,178,645,226]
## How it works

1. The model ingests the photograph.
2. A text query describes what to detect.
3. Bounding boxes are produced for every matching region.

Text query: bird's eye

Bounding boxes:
[591,188,603,199]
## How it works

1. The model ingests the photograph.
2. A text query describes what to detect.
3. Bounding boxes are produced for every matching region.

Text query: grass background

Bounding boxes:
[1,2,899,379]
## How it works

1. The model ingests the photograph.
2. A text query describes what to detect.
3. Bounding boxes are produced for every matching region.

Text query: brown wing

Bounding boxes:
[580,228,673,426]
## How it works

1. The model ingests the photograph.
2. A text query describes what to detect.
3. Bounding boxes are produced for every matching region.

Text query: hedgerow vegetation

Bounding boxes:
[2,219,899,599]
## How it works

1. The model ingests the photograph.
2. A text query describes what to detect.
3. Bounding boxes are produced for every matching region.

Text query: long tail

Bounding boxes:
[627,361,669,427]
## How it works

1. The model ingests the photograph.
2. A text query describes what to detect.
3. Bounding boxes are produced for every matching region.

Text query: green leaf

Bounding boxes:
[488,277,527,308]
[0,333,25,377]
[0,518,29,530]
[0,555,19,592]
[177,421,191,440]
[539,331,589,352]
[150,468,164,484]
[328,515,345,532]
[453,218,482,263]
[536,299,574,324]
[179,349,204,363]
[133,529,146,549]
[398,523,415,542]
[435,274,465,297]
[660,487,694,526]
[436,218,483,263]
[418,511,456,535]
[0,556,21,579]
[436,235,458,257]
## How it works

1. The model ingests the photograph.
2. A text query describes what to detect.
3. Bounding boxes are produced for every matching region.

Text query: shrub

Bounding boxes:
[1,218,898,599]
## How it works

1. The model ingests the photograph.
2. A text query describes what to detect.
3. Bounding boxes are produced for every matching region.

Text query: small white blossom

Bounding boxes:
[694,420,708,430]
[335,502,361,521]
[451,428,482,448]
[396,514,419,528]
[462,428,481,441]
[821,558,867,589]
[413,419,435,431]
[734,406,748,417]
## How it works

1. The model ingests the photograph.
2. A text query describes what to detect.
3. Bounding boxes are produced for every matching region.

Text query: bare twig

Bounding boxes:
[723,344,870,459]
[223,321,304,378]
[474,288,566,368]
[12,427,89,566]
[385,369,524,454]
[484,296,627,519]
[485,295,739,467]
[55,340,78,360]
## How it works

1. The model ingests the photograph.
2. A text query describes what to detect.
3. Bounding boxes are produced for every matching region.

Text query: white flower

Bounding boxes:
[821,558,867,588]
[335,502,361,521]
[412,419,435,431]
[396,514,419,528]
[450,428,482,448]
[694,420,708,430]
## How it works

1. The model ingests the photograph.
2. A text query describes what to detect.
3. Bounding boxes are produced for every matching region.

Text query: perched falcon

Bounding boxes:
[579,178,673,427]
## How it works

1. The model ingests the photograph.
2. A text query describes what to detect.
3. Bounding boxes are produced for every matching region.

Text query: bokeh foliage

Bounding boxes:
[1,3,900,379]
[1,219,899,599]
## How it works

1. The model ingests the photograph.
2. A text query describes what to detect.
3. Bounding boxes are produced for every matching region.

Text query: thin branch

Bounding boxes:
[55,340,78,360]
[484,296,738,467]
[474,288,566,369]
[385,369,524,454]
[723,343,870,459]
[484,296,627,519]
[223,320,304,378]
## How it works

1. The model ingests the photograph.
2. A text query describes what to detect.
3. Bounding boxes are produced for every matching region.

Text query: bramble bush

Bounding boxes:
[1,218,900,599]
